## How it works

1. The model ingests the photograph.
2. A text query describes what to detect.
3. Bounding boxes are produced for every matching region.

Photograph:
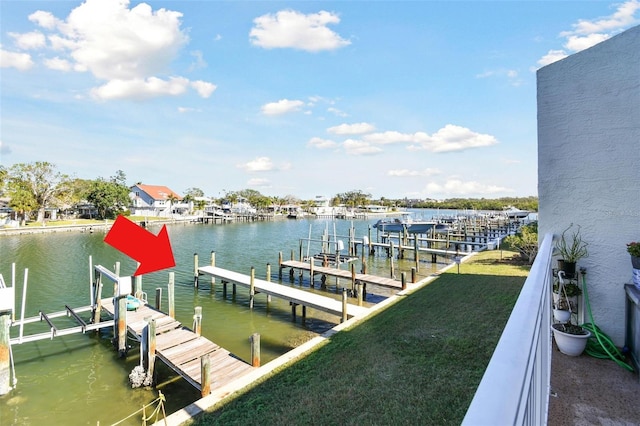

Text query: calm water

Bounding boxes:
[0,211,452,425]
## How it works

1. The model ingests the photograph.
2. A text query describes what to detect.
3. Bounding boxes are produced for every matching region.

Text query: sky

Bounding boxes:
[1,0,639,201]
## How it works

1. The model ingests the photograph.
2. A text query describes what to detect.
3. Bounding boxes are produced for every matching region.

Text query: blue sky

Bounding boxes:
[1,1,638,201]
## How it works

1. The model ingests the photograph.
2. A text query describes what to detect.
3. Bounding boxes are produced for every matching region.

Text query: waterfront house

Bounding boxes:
[129,184,183,218]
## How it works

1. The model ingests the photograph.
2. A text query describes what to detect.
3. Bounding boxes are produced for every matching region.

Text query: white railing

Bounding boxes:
[462,233,554,426]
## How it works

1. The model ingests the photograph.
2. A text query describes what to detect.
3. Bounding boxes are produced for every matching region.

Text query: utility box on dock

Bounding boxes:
[118,277,132,296]
[0,287,13,312]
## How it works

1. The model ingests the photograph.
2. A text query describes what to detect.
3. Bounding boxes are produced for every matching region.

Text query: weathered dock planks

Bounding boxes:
[198,265,370,319]
[279,260,402,289]
[101,298,254,394]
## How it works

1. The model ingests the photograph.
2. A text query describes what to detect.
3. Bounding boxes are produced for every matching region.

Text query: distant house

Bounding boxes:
[129,184,183,217]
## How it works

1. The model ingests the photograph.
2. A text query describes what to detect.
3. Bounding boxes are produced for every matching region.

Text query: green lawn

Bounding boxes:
[190,250,529,426]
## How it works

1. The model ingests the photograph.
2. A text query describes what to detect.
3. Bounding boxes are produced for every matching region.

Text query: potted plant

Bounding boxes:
[555,224,588,278]
[553,297,572,323]
[551,264,590,356]
[551,321,591,356]
[627,241,640,288]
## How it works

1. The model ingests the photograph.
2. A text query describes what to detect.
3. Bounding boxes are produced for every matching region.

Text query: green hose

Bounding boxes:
[580,270,634,371]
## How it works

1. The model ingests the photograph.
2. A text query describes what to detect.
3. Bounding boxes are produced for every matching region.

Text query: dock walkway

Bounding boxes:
[279,260,402,290]
[101,298,253,393]
[198,265,369,319]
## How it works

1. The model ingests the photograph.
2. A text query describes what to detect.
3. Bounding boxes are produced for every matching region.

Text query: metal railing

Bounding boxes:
[462,232,554,425]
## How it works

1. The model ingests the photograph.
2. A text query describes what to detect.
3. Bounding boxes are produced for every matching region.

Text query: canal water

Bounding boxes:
[0,211,451,425]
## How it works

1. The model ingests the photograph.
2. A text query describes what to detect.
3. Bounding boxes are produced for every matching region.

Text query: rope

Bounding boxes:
[109,392,167,426]
[580,270,634,372]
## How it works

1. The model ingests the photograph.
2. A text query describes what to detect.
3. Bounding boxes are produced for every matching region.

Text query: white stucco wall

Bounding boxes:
[537,25,640,345]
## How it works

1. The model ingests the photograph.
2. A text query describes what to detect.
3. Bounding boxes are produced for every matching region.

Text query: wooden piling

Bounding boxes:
[249,267,255,309]
[155,288,162,311]
[357,282,363,306]
[414,236,420,272]
[278,252,284,279]
[266,264,272,303]
[116,294,127,356]
[135,273,142,299]
[341,288,348,323]
[401,272,407,290]
[92,274,103,325]
[411,267,417,284]
[210,251,216,288]
[194,253,199,287]
[309,258,315,287]
[193,306,202,336]
[168,272,175,318]
[0,311,10,395]
[250,333,260,367]
[351,264,356,292]
[143,317,157,380]
[390,241,395,278]
[200,354,211,396]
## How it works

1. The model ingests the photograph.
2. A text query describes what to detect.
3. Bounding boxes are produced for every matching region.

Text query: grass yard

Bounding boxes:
[190,250,529,426]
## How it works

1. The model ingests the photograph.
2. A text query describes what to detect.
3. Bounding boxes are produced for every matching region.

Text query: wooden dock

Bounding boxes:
[279,260,402,290]
[100,298,254,393]
[198,265,370,319]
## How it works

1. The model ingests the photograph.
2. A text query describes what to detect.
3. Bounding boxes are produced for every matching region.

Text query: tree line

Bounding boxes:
[0,162,538,225]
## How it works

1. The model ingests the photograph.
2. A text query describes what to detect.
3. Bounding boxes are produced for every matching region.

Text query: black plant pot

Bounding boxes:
[558,259,576,279]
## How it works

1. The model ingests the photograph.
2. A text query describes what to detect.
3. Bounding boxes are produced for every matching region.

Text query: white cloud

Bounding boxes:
[562,0,640,36]
[47,0,188,81]
[308,137,338,149]
[44,56,72,71]
[0,48,34,70]
[409,124,498,153]
[28,10,61,30]
[178,106,200,113]
[425,179,512,196]
[327,107,348,117]
[9,31,46,49]
[239,157,274,172]
[261,99,305,115]
[190,80,217,98]
[564,33,611,52]
[537,0,640,66]
[476,68,522,86]
[90,76,190,101]
[388,168,441,177]
[364,130,427,145]
[343,139,383,156]
[327,122,376,135]
[250,9,351,52]
[537,49,568,67]
[189,50,207,71]
[13,0,216,101]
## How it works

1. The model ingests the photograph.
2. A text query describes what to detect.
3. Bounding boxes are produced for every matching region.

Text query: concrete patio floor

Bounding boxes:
[548,342,640,425]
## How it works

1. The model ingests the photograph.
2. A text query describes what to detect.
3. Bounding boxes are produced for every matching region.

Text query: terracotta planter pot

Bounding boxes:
[631,255,640,269]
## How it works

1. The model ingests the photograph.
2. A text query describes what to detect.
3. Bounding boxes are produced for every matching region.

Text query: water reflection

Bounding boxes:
[0,212,447,424]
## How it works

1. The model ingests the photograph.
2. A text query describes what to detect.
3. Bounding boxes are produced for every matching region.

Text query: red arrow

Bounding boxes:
[104,215,176,276]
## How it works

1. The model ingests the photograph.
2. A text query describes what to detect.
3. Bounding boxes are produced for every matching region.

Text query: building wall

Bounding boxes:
[537,25,640,345]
